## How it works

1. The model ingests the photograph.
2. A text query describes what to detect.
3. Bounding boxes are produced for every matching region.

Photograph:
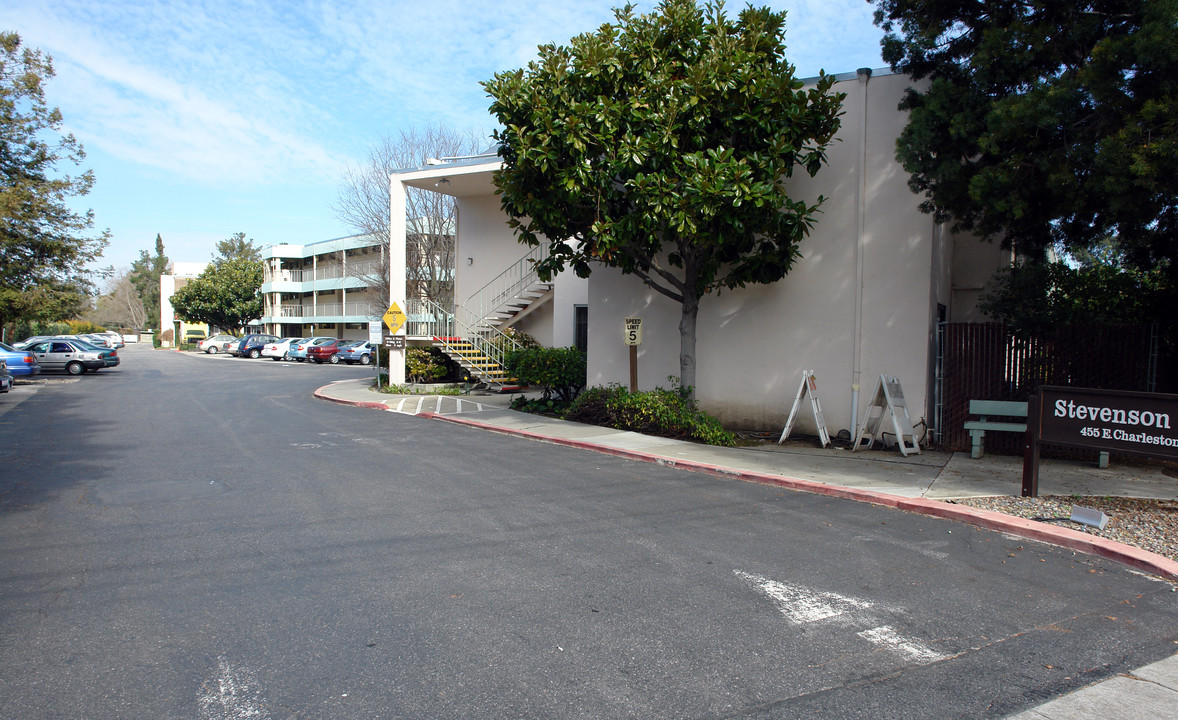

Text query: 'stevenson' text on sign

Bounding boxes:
[1039,386,1178,459]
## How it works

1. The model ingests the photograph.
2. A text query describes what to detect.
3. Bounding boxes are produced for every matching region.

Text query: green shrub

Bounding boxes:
[563,381,736,446]
[65,320,104,334]
[504,346,586,401]
[406,347,447,383]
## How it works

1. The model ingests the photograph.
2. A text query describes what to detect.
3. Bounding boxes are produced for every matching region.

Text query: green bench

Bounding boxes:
[963,399,1109,466]
[963,400,1028,459]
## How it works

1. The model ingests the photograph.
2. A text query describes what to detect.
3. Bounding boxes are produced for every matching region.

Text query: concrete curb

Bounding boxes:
[313,385,389,411]
[423,412,1178,581]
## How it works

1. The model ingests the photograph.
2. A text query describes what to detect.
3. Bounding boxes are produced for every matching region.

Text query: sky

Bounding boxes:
[4,0,887,276]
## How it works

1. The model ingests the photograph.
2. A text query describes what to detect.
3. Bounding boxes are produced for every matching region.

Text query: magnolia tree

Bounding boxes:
[483,0,844,398]
[170,257,263,334]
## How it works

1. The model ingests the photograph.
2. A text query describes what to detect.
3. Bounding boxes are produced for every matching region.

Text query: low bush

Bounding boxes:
[380,383,463,396]
[406,347,448,384]
[563,380,736,447]
[504,346,586,401]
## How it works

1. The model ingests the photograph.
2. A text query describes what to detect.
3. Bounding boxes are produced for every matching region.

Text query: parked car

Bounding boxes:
[93,331,126,348]
[286,336,335,362]
[0,341,42,378]
[12,336,52,350]
[25,338,119,375]
[79,333,113,348]
[307,338,349,364]
[262,337,306,361]
[336,340,376,365]
[230,334,280,359]
[199,334,238,354]
[0,359,11,393]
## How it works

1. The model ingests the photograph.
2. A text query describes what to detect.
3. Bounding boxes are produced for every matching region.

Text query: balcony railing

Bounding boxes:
[275,302,373,318]
[265,263,382,284]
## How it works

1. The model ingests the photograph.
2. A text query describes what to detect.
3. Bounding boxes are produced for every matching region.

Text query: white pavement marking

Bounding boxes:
[857,625,947,664]
[198,657,270,719]
[735,570,946,665]
[734,570,872,624]
[387,395,492,416]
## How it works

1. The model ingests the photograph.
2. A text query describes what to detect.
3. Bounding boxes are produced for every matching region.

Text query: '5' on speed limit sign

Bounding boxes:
[624,317,643,346]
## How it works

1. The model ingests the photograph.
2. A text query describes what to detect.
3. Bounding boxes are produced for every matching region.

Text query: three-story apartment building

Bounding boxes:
[258,234,384,339]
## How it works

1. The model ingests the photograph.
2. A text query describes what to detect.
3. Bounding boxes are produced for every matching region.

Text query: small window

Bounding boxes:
[574,305,588,353]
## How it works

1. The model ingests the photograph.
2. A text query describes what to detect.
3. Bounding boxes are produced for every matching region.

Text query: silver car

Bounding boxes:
[26,339,120,375]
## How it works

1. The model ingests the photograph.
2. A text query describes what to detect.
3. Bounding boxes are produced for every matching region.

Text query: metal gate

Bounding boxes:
[934,323,1158,453]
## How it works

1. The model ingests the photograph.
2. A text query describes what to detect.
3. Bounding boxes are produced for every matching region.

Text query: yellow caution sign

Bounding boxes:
[382,302,407,334]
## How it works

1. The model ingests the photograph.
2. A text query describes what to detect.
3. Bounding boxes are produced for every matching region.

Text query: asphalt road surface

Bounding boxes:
[1,345,1175,719]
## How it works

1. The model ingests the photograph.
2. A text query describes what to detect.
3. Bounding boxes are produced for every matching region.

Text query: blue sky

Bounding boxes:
[4,0,886,273]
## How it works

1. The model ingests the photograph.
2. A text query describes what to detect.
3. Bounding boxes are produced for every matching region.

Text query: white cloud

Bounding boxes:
[7,1,348,187]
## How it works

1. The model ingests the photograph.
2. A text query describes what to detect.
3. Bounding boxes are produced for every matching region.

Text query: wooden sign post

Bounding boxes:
[624,317,642,392]
[1023,386,1178,497]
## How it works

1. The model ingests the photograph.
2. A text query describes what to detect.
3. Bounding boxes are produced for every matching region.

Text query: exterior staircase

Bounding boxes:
[424,245,553,391]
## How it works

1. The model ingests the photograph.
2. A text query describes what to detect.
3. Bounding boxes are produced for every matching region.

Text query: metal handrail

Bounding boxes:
[463,244,550,326]
[421,298,521,381]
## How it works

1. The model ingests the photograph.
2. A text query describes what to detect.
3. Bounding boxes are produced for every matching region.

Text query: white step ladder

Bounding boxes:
[852,374,920,456]
[779,370,831,447]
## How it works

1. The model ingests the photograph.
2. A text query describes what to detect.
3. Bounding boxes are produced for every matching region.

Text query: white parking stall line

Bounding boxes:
[386,396,492,416]
[198,657,270,720]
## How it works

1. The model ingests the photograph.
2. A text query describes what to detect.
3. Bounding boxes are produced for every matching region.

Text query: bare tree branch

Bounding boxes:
[333,125,488,310]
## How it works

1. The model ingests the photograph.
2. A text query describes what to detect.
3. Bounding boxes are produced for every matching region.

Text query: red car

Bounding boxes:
[306,338,348,364]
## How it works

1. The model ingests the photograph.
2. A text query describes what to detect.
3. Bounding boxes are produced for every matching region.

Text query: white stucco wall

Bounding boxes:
[586,71,1001,435]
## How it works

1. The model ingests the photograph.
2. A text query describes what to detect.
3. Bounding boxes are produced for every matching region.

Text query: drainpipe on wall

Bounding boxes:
[851,67,871,438]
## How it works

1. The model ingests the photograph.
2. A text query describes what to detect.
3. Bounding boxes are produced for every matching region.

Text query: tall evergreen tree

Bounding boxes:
[214,232,261,263]
[0,31,109,335]
[870,0,1178,273]
[128,233,170,330]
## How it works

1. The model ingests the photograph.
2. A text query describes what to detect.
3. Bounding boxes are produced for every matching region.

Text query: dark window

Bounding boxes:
[574,305,588,353]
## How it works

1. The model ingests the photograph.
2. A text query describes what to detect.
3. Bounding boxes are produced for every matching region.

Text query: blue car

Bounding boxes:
[0,341,42,378]
[336,340,376,365]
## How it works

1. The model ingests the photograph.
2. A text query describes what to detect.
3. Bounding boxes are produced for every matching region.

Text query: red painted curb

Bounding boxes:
[422,412,1178,581]
[313,388,388,411]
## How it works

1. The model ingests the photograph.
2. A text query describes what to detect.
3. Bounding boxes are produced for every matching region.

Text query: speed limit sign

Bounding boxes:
[624,317,643,346]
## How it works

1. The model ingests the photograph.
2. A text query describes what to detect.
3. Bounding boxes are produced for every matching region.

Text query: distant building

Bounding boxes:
[258,234,385,339]
[159,261,210,347]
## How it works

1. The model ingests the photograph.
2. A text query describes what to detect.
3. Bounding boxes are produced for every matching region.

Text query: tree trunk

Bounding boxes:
[679,294,699,402]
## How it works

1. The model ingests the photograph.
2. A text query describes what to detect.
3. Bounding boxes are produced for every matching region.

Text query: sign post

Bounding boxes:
[368,320,383,389]
[382,302,408,386]
[1024,386,1178,497]
[624,317,642,392]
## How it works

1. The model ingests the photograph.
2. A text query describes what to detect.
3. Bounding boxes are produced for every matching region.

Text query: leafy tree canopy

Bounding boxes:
[871,0,1178,273]
[484,0,844,395]
[169,257,262,334]
[979,253,1170,336]
[0,31,108,333]
[215,231,261,264]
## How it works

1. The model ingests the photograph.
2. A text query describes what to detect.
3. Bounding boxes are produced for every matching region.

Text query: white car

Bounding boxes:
[261,337,306,361]
[199,334,238,354]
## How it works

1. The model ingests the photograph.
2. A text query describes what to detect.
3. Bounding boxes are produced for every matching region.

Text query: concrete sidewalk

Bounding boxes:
[314,378,1178,720]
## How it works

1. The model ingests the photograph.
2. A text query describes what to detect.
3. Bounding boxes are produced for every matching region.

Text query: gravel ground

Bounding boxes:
[952,495,1178,564]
